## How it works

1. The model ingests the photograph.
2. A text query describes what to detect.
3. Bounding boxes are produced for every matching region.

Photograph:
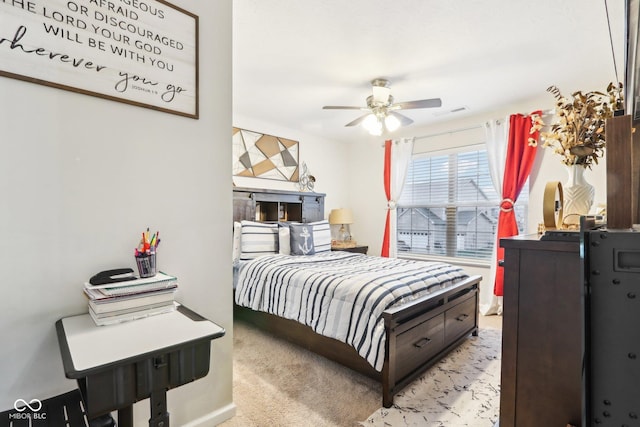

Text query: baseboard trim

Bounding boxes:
[182,402,236,427]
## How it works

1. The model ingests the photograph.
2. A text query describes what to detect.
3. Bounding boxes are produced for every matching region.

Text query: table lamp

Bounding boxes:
[329,208,354,242]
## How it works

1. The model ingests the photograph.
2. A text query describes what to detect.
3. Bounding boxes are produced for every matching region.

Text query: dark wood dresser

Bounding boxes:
[500,234,582,427]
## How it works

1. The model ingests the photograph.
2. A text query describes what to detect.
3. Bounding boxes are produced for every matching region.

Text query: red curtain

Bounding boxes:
[381,140,392,257]
[494,111,541,296]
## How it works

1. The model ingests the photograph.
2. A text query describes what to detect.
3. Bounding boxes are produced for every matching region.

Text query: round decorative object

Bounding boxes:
[543,181,564,229]
[298,175,308,191]
[563,164,594,226]
[297,162,315,191]
[500,198,515,212]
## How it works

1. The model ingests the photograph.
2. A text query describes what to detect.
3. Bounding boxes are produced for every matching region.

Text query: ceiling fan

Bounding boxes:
[322,78,442,135]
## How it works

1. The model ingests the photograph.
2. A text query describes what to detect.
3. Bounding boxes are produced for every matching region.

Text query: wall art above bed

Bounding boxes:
[232,128,299,182]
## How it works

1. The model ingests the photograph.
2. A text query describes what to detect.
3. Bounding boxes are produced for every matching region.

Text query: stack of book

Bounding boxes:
[84,272,178,326]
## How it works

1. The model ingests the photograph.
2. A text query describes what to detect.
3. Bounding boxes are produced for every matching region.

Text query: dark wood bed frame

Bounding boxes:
[234,274,481,408]
[232,186,482,407]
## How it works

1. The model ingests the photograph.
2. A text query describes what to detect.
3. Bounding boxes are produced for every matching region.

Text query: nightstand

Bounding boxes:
[331,245,368,254]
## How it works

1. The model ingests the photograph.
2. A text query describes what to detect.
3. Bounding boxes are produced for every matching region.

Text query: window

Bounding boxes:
[397,147,528,260]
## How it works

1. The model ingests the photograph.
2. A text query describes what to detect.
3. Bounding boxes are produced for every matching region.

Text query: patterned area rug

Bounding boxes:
[360,328,502,427]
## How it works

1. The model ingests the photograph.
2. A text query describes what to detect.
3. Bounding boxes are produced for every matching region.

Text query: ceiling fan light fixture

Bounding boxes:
[384,114,401,132]
[362,114,383,136]
[322,78,442,135]
[372,86,391,104]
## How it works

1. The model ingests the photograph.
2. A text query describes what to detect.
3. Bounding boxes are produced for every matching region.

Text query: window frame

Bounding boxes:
[397,144,528,264]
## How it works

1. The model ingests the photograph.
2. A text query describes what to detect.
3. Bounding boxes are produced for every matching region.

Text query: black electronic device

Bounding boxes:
[89,268,136,286]
[582,229,640,425]
[540,215,605,242]
[540,230,580,242]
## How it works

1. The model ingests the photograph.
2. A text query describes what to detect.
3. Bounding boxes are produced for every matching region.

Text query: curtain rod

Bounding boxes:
[380,125,482,148]
[382,109,555,146]
[414,125,483,141]
[413,109,555,140]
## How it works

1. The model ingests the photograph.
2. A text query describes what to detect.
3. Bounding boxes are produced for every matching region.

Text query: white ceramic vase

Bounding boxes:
[563,164,594,226]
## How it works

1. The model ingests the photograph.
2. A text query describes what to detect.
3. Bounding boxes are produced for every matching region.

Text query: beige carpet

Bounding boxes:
[361,328,501,426]
[222,320,501,427]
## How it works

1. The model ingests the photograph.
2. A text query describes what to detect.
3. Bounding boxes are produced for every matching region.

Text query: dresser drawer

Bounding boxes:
[445,295,477,343]
[395,313,445,380]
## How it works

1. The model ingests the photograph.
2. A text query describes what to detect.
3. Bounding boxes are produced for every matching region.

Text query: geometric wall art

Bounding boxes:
[232,128,299,181]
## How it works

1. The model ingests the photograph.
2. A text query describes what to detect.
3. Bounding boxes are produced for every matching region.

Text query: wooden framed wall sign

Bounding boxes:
[0,0,198,118]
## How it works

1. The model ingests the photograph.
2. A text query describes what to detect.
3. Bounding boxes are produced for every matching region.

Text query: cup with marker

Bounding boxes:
[135,228,160,278]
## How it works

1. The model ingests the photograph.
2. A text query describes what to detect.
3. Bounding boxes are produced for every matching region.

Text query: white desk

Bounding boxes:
[56,305,225,427]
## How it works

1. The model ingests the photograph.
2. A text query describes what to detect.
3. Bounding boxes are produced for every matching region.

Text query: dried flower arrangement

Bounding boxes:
[539,82,623,168]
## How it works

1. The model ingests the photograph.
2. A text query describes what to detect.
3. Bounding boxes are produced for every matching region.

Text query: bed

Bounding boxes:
[232,218,481,408]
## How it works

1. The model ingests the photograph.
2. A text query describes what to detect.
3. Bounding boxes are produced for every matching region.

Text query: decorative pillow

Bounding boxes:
[278,223,291,255]
[240,220,279,260]
[289,223,315,255]
[308,220,331,253]
[232,221,242,264]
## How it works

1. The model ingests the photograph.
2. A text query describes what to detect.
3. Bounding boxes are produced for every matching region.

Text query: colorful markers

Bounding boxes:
[135,228,160,256]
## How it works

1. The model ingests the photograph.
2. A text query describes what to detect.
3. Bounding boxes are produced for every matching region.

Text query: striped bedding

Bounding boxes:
[234,251,469,371]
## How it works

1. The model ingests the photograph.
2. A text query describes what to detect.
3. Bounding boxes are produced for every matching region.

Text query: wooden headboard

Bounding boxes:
[233,187,325,223]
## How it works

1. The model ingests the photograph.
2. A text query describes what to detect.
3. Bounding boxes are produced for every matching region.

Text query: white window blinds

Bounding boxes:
[397,147,528,260]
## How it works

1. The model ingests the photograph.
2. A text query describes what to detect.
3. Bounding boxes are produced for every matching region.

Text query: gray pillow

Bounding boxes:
[289,223,315,255]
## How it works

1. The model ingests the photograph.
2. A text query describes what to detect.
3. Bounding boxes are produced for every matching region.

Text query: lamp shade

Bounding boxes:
[329,208,354,225]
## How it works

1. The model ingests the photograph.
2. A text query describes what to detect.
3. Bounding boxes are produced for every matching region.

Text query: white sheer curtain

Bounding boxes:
[481,117,509,315]
[382,137,414,258]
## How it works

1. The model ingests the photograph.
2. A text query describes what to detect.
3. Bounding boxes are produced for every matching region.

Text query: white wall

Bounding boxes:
[0,1,234,425]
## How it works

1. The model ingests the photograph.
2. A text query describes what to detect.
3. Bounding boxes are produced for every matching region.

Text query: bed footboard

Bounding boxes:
[381,275,481,407]
[234,274,481,409]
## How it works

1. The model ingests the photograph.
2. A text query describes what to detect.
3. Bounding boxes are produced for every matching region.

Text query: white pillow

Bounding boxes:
[240,220,279,260]
[278,223,291,255]
[308,220,331,253]
[232,221,242,264]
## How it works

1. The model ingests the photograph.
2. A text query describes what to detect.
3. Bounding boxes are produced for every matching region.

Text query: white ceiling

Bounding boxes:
[233,0,626,143]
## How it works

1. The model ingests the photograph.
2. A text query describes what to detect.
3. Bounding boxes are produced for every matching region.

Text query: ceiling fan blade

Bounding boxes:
[389,111,414,126]
[345,114,372,127]
[394,98,442,110]
[322,105,366,110]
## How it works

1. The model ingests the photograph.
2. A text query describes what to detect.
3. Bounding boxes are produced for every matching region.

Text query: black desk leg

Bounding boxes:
[88,414,116,427]
[118,405,133,427]
[149,390,170,427]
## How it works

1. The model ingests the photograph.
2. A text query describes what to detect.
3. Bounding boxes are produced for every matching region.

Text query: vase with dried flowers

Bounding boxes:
[539,82,623,226]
